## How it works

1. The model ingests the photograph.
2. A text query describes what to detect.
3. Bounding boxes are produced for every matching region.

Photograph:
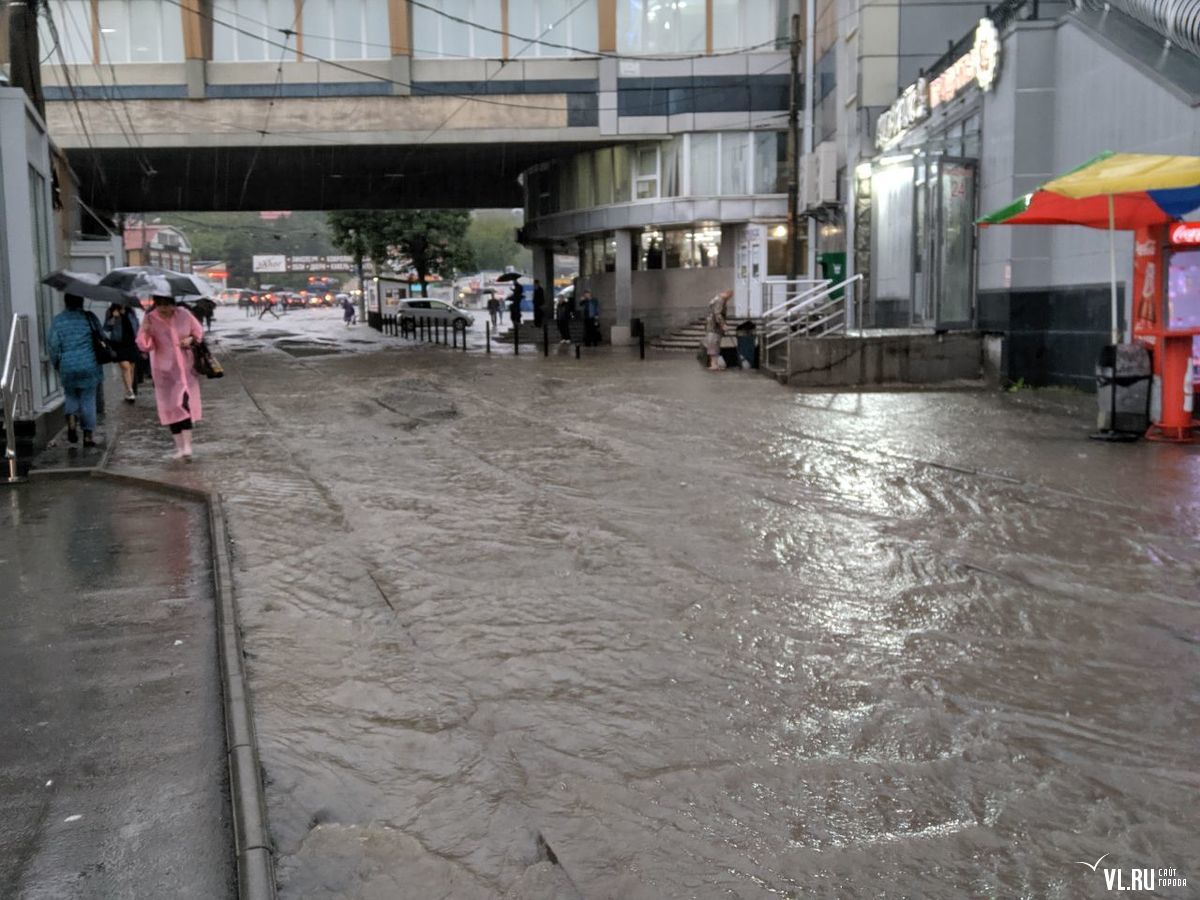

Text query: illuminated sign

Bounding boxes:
[1169,222,1200,245]
[874,19,1002,149]
[930,20,1001,108]
[876,78,929,150]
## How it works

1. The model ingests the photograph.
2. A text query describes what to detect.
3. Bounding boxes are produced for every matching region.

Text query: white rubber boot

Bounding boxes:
[180,430,193,461]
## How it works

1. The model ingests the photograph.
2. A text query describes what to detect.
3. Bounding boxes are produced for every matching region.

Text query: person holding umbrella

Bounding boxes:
[104,302,141,403]
[47,294,104,448]
[136,293,206,461]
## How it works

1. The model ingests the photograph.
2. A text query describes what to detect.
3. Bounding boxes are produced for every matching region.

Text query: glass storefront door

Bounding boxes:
[913,157,976,329]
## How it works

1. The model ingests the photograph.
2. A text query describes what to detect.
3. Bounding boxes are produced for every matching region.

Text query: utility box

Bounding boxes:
[1096,343,1152,433]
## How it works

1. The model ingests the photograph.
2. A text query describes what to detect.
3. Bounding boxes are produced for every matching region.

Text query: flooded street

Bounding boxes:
[111,309,1200,898]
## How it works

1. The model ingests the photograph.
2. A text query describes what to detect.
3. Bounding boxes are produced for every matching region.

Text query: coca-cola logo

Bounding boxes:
[1170,222,1200,245]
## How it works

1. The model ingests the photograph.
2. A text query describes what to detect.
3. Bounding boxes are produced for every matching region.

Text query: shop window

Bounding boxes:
[754,132,787,194]
[685,225,722,268]
[640,229,665,270]
[713,0,781,50]
[635,146,659,200]
[39,1,93,64]
[97,0,184,62]
[302,0,389,60]
[574,154,595,210]
[594,148,614,206]
[617,0,704,55]
[721,132,750,195]
[413,0,502,58]
[509,0,598,57]
[213,0,296,61]
[663,229,686,268]
[613,147,632,203]
[558,164,574,211]
[689,134,719,196]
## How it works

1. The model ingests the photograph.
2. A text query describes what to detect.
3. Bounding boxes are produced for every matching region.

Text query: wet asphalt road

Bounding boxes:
[0,479,233,899]
[106,308,1200,898]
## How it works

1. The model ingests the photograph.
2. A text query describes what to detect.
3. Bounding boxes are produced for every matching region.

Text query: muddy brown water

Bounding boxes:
[108,311,1200,898]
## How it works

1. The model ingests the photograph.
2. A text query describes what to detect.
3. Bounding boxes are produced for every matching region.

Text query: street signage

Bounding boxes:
[1169,222,1200,245]
[252,254,356,273]
[875,18,1002,150]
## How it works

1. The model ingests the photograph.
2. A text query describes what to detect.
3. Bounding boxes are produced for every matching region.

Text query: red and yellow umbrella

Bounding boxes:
[978,151,1200,341]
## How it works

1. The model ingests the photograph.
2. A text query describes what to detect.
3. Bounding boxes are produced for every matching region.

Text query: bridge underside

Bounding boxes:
[67,142,582,212]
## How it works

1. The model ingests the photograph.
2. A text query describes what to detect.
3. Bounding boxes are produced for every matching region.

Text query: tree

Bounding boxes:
[467,210,532,272]
[327,209,475,297]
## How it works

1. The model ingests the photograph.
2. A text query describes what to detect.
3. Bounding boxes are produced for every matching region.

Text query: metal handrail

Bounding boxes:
[758,275,865,376]
[760,279,830,321]
[2,314,34,484]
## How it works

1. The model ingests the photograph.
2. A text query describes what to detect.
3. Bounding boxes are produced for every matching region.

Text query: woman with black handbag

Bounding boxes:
[104,302,141,403]
[47,294,104,447]
[136,294,206,461]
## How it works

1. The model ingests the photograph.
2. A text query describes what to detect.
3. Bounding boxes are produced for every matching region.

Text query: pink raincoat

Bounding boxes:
[136,306,205,426]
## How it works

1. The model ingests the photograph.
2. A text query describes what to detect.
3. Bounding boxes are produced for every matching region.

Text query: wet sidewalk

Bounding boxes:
[0,476,235,898]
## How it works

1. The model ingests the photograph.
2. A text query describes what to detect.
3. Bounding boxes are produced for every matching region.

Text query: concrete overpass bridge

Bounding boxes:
[19,1,791,212]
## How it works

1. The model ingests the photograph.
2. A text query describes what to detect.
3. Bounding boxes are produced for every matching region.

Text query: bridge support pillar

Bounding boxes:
[612,229,633,344]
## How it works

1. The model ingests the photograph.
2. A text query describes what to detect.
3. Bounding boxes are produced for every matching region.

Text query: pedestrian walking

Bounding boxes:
[136,295,206,461]
[258,293,279,320]
[582,289,601,346]
[103,302,141,403]
[704,289,733,371]
[509,281,524,329]
[556,289,576,344]
[487,293,500,327]
[341,295,357,327]
[47,294,103,448]
[532,279,546,328]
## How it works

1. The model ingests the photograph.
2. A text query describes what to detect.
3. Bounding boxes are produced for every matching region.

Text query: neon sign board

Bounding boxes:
[875,19,1002,150]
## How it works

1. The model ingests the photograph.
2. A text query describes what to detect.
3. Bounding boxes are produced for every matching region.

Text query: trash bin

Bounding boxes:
[735,320,758,369]
[1096,343,1151,434]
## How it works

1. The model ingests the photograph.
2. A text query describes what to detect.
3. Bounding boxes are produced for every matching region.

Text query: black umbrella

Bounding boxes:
[41,269,138,306]
[99,266,214,299]
[495,272,522,282]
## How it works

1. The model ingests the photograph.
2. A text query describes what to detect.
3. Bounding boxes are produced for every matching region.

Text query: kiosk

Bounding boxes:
[1132,222,1200,442]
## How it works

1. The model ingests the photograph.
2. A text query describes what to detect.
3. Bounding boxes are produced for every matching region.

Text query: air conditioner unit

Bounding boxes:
[815,142,839,206]
[798,155,816,210]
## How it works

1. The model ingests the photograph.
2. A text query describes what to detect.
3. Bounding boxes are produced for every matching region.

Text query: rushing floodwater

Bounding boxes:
[111,310,1200,898]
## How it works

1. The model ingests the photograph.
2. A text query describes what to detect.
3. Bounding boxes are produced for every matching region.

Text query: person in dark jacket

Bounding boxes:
[581,290,601,346]
[532,279,546,328]
[104,302,141,403]
[556,289,576,343]
[509,281,524,328]
[48,294,103,447]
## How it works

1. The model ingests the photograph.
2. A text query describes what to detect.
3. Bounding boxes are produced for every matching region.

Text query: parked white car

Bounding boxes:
[397,298,475,329]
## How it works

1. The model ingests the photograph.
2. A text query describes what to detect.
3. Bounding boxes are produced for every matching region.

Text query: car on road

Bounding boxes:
[397,299,475,329]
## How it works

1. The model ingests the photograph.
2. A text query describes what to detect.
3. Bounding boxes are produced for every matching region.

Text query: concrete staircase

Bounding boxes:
[649,317,763,351]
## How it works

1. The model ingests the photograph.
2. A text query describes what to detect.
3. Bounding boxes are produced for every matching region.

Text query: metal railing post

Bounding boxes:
[486,321,491,353]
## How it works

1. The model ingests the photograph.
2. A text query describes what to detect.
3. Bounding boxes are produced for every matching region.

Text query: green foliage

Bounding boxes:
[467,210,532,272]
[150,211,337,289]
[327,209,476,296]
[1006,377,1027,393]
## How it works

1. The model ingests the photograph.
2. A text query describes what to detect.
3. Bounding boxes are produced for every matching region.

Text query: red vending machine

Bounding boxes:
[1132,223,1200,441]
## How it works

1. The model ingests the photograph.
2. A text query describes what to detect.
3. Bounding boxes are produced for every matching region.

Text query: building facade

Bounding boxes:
[123,222,192,271]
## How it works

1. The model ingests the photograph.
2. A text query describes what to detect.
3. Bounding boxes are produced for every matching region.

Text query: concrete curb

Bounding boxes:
[35,464,277,900]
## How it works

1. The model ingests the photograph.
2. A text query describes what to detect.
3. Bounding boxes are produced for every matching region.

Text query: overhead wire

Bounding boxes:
[56,0,157,178]
[40,3,117,210]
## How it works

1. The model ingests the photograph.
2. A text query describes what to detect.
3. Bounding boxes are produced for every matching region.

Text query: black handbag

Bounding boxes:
[86,312,118,364]
[192,340,224,379]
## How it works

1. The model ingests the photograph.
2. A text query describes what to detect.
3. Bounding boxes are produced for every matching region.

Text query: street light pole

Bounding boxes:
[786,13,801,281]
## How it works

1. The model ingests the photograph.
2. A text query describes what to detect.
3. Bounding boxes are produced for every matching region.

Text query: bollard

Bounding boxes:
[543,319,549,357]
[514,322,519,356]
[461,322,467,352]
[486,321,491,354]
[575,342,581,360]
[443,320,449,345]
[638,319,645,360]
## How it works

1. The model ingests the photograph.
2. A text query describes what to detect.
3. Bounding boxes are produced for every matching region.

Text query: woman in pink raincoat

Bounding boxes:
[136,295,205,460]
